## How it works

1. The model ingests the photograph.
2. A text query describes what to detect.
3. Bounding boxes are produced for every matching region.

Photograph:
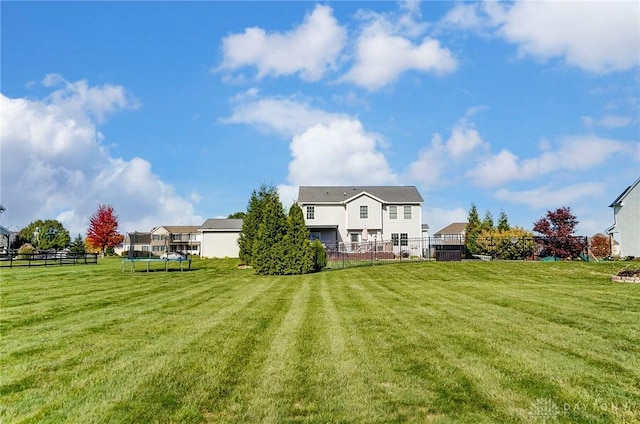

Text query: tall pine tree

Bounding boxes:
[284,203,314,275]
[238,184,279,266]
[481,210,494,232]
[252,195,287,275]
[465,203,481,254]
[497,210,510,231]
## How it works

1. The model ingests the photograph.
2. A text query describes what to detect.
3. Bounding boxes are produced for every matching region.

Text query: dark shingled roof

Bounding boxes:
[199,218,243,231]
[297,186,423,203]
[609,177,640,207]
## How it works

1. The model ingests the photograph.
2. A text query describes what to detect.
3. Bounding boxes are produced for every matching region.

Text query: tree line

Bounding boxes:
[465,204,602,260]
[9,204,123,257]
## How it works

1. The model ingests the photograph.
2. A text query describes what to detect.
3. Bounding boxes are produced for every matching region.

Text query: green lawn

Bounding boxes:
[1,259,639,423]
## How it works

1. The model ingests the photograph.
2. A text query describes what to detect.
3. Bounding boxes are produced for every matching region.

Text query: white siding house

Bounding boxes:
[607,177,640,257]
[297,186,424,254]
[199,219,242,258]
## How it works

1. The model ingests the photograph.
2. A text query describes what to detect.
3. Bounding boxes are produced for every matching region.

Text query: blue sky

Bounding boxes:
[1,1,639,237]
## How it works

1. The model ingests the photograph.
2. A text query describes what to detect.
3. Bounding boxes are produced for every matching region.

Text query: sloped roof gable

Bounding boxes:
[434,222,467,236]
[609,177,640,207]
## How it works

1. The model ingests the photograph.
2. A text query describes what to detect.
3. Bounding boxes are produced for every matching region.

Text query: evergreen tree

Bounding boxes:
[283,204,314,275]
[252,195,287,275]
[465,203,481,254]
[227,211,246,219]
[238,184,279,266]
[497,210,510,232]
[70,234,86,253]
[481,210,495,232]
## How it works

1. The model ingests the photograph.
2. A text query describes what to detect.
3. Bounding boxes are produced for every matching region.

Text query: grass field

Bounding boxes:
[1,259,639,423]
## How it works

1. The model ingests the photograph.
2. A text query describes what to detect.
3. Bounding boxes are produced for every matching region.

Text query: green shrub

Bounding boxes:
[311,240,327,271]
[475,227,536,260]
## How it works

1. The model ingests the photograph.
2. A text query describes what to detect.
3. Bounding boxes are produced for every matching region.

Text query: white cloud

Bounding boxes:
[467,135,631,187]
[287,119,398,186]
[582,114,633,129]
[222,96,348,137]
[439,1,639,73]
[218,5,346,81]
[425,206,468,235]
[407,119,486,184]
[342,13,457,90]
[495,183,607,209]
[494,1,640,73]
[0,78,201,236]
[223,94,398,203]
[439,3,488,32]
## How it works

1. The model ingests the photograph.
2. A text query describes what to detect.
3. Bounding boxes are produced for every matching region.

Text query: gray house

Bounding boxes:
[607,177,640,257]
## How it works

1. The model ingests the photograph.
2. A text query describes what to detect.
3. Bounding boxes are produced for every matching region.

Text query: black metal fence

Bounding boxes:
[0,252,98,268]
[321,235,590,270]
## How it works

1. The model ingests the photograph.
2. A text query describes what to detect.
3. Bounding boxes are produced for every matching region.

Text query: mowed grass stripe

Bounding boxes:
[1,260,639,423]
[2,273,244,364]
[1,272,285,422]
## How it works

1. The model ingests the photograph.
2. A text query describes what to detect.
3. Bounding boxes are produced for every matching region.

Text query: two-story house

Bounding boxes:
[150,226,201,256]
[607,177,640,257]
[297,186,424,255]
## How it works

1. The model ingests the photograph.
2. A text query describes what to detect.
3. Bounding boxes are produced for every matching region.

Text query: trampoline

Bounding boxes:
[121,257,191,272]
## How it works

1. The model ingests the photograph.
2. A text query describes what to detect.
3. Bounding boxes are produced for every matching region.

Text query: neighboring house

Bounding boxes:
[607,177,640,257]
[433,222,467,243]
[297,186,424,255]
[120,232,151,257]
[150,226,201,256]
[0,225,10,251]
[199,219,243,258]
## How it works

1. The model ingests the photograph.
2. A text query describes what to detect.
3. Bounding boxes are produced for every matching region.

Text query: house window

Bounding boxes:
[307,206,315,220]
[152,235,159,241]
[389,205,397,219]
[392,233,399,246]
[360,205,368,219]
[400,233,408,246]
[152,245,160,252]
[173,234,182,241]
[142,246,149,252]
[310,232,321,241]
[404,206,412,219]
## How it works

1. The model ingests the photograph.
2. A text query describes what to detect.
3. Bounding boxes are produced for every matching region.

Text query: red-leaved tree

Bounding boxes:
[533,207,585,259]
[590,234,611,258]
[87,204,124,257]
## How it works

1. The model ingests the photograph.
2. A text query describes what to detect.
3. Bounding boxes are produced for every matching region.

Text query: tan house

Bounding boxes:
[150,226,201,256]
[433,222,467,243]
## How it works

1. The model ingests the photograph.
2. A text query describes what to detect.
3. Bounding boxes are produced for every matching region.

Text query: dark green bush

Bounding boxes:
[312,240,327,271]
